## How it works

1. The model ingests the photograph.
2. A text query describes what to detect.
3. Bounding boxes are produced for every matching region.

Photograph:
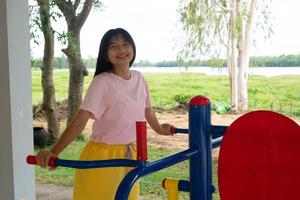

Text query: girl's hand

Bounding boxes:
[36,150,56,168]
[34,110,91,168]
[159,123,176,136]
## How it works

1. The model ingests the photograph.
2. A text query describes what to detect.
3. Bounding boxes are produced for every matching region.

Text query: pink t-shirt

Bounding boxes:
[80,70,151,144]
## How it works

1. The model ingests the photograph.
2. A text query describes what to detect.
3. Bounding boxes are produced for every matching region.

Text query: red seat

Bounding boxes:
[218,111,300,200]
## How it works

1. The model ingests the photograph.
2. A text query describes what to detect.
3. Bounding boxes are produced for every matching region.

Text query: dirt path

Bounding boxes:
[34,109,242,156]
[147,110,241,149]
[34,110,300,161]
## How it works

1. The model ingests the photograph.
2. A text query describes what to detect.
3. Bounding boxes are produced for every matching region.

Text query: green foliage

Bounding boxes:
[29,0,105,57]
[29,0,63,46]
[132,60,152,67]
[53,55,69,69]
[83,56,97,68]
[211,101,231,114]
[31,58,43,69]
[251,54,300,67]
[208,58,227,68]
[174,94,193,104]
[135,54,300,68]
[29,4,41,46]
[177,0,272,62]
[91,0,106,11]
[57,32,80,55]
[178,0,229,60]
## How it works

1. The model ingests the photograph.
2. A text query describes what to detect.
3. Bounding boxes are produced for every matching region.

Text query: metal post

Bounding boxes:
[189,95,212,200]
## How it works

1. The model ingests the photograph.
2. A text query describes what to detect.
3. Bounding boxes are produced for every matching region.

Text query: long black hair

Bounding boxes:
[94,28,136,77]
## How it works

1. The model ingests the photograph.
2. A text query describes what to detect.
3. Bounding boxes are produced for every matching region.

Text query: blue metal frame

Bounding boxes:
[211,125,227,138]
[115,95,227,200]
[174,128,189,134]
[55,159,143,169]
[178,180,190,192]
[188,96,212,200]
[115,148,198,200]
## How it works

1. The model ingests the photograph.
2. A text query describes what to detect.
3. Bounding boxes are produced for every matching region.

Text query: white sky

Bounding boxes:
[31,0,300,62]
[251,0,300,57]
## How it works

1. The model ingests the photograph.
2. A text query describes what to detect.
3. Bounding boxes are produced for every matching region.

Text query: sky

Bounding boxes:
[31,0,300,62]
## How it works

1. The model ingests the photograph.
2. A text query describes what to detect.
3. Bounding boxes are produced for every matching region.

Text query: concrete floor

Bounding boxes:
[36,184,72,200]
[36,184,148,200]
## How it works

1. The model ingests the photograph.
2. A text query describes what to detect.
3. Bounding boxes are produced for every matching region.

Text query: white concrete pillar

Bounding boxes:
[0,0,36,199]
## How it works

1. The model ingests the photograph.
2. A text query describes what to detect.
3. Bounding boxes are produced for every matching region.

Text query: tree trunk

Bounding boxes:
[237,0,247,111]
[238,0,257,111]
[55,0,93,125]
[38,0,60,140]
[63,34,85,125]
[229,0,239,112]
[227,35,234,110]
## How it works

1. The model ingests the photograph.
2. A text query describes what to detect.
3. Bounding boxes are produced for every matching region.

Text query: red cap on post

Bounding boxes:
[189,95,210,106]
[136,121,148,161]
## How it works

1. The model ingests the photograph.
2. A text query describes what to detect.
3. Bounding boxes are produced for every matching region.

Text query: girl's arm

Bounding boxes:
[36,109,91,167]
[145,107,174,135]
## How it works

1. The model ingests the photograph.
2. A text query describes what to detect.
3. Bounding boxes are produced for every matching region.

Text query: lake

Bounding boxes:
[131,66,300,77]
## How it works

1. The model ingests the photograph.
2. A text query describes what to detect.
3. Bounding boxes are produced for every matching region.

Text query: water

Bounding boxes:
[131,66,300,77]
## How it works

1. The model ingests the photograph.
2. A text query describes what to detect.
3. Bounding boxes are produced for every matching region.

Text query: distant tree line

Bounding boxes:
[250,55,300,67]
[31,55,97,69]
[31,54,300,69]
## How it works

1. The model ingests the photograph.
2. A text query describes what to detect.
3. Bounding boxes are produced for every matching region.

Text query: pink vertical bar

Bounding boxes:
[136,121,147,161]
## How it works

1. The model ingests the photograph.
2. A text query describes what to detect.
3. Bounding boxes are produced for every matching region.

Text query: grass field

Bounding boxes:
[32,69,300,116]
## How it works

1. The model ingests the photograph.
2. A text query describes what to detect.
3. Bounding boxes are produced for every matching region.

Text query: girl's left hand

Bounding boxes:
[159,123,176,136]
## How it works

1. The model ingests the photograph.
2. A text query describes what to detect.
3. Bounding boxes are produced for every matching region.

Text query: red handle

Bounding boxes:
[26,155,57,168]
[162,178,167,189]
[26,155,38,165]
[170,127,177,134]
[136,121,147,161]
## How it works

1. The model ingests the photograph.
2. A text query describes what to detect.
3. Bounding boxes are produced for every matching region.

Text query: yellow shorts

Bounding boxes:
[73,141,139,200]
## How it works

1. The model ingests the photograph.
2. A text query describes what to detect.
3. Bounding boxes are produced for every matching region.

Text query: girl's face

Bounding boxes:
[107,34,134,67]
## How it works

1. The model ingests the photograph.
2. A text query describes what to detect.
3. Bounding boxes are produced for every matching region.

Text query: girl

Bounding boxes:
[36,28,174,200]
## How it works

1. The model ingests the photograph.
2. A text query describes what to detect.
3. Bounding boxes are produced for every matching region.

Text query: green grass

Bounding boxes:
[32,69,84,103]
[144,73,230,110]
[32,70,300,116]
[34,141,220,199]
[35,140,85,185]
[247,75,300,112]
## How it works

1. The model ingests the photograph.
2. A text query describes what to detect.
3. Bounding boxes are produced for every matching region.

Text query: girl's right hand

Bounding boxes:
[159,123,176,136]
[36,150,56,168]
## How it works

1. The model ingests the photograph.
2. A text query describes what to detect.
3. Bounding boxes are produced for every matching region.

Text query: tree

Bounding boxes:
[178,0,272,112]
[54,0,103,125]
[30,0,60,140]
[29,0,103,139]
